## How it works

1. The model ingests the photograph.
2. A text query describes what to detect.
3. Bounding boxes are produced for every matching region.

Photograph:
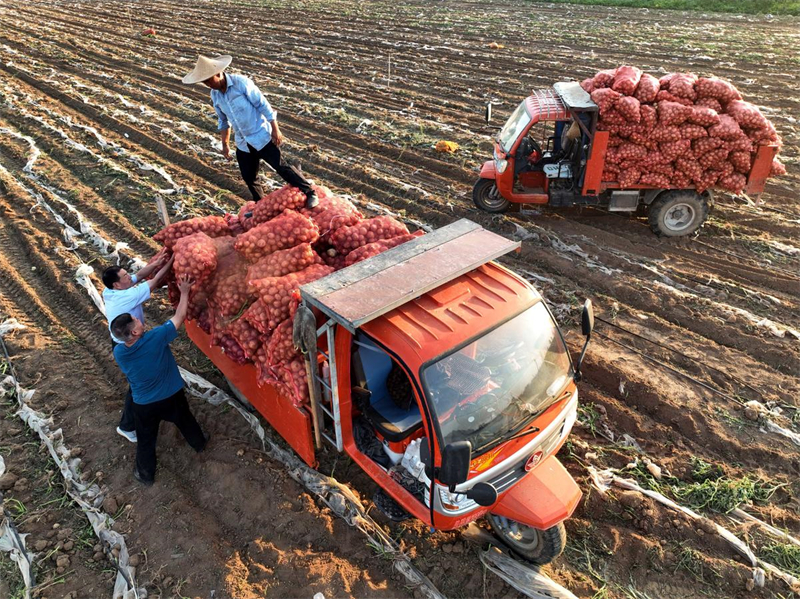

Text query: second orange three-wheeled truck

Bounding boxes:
[186,219,593,564]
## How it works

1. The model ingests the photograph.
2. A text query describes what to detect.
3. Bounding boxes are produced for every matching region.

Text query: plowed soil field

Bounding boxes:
[0,1,798,598]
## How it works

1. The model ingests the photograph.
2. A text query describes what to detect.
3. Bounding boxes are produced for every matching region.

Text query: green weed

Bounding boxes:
[577,402,604,437]
[525,0,800,16]
[760,542,800,578]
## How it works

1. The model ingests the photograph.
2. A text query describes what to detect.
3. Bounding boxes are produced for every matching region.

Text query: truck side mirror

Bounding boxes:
[466,482,498,507]
[439,441,472,489]
[581,299,594,338]
[574,299,594,382]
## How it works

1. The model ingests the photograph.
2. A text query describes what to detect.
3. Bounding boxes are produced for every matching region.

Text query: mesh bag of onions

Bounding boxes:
[153,216,230,249]
[234,209,320,262]
[330,216,409,254]
[579,66,784,195]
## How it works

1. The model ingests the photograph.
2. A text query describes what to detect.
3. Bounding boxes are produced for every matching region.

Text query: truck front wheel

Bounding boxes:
[647,190,709,237]
[487,515,566,565]
[473,178,510,213]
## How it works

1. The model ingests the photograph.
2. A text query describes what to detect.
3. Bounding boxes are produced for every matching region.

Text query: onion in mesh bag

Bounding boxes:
[252,185,308,224]
[330,216,409,254]
[246,243,322,283]
[663,73,697,100]
[634,73,660,103]
[590,88,621,113]
[267,319,299,366]
[234,209,320,262]
[276,358,310,408]
[249,264,334,332]
[229,317,262,360]
[173,233,218,288]
[708,115,743,140]
[611,66,642,95]
[344,233,418,266]
[695,77,742,103]
[616,96,641,123]
[770,158,787,177]
[153,215,230,249]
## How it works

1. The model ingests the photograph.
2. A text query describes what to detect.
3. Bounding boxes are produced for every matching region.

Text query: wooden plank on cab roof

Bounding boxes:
[300,219,520,331]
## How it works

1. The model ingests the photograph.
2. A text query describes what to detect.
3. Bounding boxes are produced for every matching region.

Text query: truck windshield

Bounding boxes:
[498,101,532,153]
[421,302,572,454]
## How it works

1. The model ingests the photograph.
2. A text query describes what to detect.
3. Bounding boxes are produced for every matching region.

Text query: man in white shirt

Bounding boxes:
[102,250,173,442]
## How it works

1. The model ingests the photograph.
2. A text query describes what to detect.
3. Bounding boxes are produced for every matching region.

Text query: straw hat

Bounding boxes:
[182,54,232,84]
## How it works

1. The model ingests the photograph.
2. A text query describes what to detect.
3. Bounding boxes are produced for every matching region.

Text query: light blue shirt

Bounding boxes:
[211,73,277,152]
[103,274,151,344]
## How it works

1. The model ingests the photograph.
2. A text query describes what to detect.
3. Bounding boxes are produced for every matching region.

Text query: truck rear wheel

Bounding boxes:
[487,515,566,565]
[648,190,709,237]
[473,178,510,213]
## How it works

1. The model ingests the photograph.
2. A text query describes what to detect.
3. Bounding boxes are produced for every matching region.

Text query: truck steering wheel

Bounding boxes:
[516,135,543,166]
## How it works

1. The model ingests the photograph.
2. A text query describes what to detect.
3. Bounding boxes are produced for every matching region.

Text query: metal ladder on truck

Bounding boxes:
[297,218,521,454]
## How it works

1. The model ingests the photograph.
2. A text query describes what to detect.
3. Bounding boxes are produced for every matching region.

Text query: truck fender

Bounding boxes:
[479,160,496,180]
[490,456,581,530]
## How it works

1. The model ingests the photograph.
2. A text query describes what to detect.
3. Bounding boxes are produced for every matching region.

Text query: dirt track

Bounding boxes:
[0,1,797,598]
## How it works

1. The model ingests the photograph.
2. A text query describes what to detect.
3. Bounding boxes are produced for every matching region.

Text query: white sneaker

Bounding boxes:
[116,427,137,443]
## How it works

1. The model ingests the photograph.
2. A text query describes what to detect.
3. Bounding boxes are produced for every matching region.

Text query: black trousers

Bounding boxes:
[112,339,136,433]
[132,389,206,482]
[236,142,313,201]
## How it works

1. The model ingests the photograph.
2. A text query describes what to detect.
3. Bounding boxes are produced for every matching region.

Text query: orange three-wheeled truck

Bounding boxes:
[186,219,593,564]
[474,82,779,237]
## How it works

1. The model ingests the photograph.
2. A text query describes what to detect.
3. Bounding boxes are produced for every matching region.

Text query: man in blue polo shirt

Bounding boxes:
[102,250,173,443]
[110,275,207,486]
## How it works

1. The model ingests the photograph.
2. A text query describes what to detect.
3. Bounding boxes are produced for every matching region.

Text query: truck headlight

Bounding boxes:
[438,485,474,511]
[495,159,508,174]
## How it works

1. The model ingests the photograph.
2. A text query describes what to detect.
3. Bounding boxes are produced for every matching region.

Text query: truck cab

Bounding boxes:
[298,219,591,563]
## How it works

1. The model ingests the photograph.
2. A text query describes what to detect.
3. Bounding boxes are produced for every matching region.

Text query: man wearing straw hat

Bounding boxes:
[183,54,318,209]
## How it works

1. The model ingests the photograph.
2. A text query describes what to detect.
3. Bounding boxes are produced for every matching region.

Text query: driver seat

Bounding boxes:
[352,338,422,443]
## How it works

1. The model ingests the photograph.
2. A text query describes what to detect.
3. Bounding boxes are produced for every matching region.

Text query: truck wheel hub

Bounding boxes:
[664,202,695,231]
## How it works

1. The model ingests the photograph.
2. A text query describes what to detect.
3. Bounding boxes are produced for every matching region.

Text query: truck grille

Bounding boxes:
[488,421,566,494]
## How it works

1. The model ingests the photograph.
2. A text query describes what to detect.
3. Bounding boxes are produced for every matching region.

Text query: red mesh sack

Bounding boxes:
[616,96,641,123]
[619,167,641,188]
[698,148,730,169]
[650,126,682,143]
[634,73,660,103]
[267,319,299,366]
[592,69,617,89]
[210,272,252,318]
[253,343,280,388]
[660,139,692,161]
[656,90,693,106]
[747,123,780,146]
[302,188,363,235]
[711,161,735,179]
[249,264,334,332]
[580,78,595,93]
[708,115,743,140]
[611,66,642,95]
[344,233,418,267]
[650,163,675,178]
[640,104,657,129]
[246,243,322,283]
[671,171,691,188]
[601,170,618,181]
[659,73,675,87]
[695,97,723,112]
[210,237,245,286]
[639,151,668,167]
[722,137,751,154]
[695,77,741,103]
[218,334,248,365]
[694,170,720,194]
[330,216,409,254]
[238,202,258,232]
[243,298,270,335]
[252,185,307,224]
[607,135,625,148]
[718,172,747,194]
[234,209,320,262]
[658,101,693,126]
[676,157,703,180]
[686,106,720,127]
[196,308,213,334]
[276,358,310,408]
[173,232,218,288]
[229,317,262,360]
[729,151,752,173]
[771,158,787,177]
[692,137,724,156]
[153,216,230,249]
[639,173,671,188]
[591,88,621,113]
[224,212,244,237]
[679,124,709,140]
[664,73,697,100]
[726,101,769,130]
[616,143,647,161]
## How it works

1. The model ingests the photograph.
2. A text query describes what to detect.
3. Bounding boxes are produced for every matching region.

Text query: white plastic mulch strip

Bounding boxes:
[0,445,34,599]
[731,509,800,548]
[479,547,578,599]
[587,466,800,590]
[0,322,144,599]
